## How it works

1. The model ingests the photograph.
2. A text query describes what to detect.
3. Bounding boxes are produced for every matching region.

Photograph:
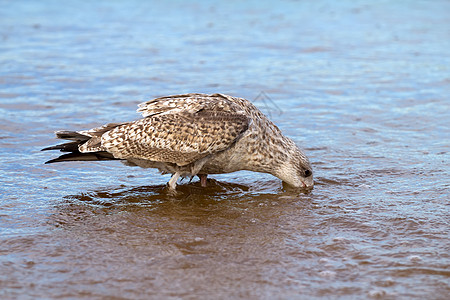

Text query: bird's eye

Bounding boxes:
[304,170,312,177]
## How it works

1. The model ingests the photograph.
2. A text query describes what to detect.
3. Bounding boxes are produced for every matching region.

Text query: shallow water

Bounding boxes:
[1,0,449,299]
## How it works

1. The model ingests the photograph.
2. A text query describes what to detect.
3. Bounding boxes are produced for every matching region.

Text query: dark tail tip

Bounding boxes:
[41,141,80,152]
[43,151,119,164]
[41,146,59,151]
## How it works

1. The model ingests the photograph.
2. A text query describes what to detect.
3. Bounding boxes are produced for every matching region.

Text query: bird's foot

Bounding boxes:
[168,172,181,190]
[198,174,208,187]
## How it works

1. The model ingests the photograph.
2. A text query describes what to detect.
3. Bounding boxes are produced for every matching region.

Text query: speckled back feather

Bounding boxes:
[137,93,246,117]
[101,110,249,166]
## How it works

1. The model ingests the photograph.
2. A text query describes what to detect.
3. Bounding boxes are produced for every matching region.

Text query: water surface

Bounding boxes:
[1,0,449,299]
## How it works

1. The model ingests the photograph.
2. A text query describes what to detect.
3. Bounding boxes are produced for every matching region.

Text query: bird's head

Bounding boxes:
[275,145,313,189]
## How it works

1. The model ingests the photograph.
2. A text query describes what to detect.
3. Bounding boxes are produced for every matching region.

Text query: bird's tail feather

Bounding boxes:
[42,130,120,164]
[54,130,90,141]
[44,151,118,164]
[41,141,80,152]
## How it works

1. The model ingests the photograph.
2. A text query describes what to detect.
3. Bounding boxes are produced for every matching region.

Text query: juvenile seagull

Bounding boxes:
[42,93,313,190]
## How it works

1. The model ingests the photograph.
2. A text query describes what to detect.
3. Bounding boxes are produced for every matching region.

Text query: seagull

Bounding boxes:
[42,93,313,190]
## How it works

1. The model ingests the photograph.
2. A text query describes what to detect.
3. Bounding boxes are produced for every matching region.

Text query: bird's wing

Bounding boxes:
[101,110,249,166]
[136,93,244,117]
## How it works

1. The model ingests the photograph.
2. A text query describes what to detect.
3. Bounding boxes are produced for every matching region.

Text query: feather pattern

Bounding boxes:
[102,110,249,166]
[42,93,313,189]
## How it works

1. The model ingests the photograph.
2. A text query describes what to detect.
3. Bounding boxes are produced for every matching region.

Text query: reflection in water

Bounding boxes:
[55,180,313,230]
[61,177,314,209]
[40,178,448,299]
[64,180,252,208]
[41,182,321,298]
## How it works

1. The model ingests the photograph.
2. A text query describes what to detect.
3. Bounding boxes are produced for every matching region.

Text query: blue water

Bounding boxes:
[1,1,449,299]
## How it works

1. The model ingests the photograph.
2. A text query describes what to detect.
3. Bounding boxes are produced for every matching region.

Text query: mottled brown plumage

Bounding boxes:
[42,93,313,189]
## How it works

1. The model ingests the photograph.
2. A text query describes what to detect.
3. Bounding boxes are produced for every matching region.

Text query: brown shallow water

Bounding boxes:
[1,0,449,299]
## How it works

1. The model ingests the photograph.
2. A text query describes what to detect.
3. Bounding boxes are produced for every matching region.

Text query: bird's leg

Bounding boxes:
[198,174,208,187]
[168,172,181,190]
